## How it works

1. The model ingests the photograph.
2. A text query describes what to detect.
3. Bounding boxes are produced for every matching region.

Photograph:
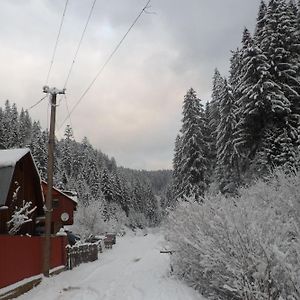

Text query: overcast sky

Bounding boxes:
[0,0,261,170]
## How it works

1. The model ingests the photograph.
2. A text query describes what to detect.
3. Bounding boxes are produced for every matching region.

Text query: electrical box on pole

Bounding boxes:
[42,85,65,277]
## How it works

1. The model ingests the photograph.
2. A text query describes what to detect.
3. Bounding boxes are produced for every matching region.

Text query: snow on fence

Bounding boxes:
[66,243,98,270]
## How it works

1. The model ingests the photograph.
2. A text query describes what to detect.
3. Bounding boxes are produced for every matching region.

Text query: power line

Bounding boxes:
[64,94,74,129]
[45,0,69,86]
[27,95,48,111]
[58,0,151,130]
[64,0,97,89]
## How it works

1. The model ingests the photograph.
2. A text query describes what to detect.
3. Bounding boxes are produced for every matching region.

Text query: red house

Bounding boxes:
[41,182,77,234]
[0,148,45,235]
[0,149,67,290]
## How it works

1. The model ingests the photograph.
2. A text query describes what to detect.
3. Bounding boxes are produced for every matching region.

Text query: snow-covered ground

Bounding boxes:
[18,230,205,300]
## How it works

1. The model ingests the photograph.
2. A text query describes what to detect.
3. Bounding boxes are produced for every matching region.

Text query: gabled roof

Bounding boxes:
[0,148,32,206]
[41,181,78,205]
[0,148,30,168]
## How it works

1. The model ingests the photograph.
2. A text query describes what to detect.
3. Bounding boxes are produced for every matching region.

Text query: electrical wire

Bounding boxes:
[27,95,48,111]
[64,94,74,130]
[45,0,69,86]
[58,0,151,130]
[63,0,97,89]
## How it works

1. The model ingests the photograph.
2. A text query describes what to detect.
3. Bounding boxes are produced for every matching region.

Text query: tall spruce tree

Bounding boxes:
[259,0,300,168]
[178,88,209,200]
[172,134,182,199]
[236,28,278,163]
[254,0,267,44]
[216,79,240,193]
[210,69,223,134]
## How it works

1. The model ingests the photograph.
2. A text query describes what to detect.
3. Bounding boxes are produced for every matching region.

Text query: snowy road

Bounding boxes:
[18,230,205,300]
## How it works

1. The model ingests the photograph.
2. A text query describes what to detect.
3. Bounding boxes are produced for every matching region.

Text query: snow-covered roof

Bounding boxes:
[41,181,78,205]
[0,148,32,206]
[0,148,30,168]
[62,190,78,204]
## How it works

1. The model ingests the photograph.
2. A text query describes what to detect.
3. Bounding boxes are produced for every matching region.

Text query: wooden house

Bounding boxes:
[0,148,45,235]
[41,182,77,234]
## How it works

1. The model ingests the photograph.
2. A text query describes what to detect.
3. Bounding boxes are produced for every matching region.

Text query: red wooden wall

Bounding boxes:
[41,182,76,233]
[0,236,67,289]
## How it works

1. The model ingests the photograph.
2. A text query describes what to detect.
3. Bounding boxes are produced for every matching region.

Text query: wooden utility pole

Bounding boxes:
[42,86,65,277]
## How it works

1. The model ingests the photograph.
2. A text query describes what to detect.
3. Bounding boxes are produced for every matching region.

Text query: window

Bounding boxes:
[52,199,59,208]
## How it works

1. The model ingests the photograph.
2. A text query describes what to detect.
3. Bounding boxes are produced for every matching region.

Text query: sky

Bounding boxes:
[0,0,261,170]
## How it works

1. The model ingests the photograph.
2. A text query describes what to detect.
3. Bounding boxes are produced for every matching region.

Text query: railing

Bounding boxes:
[66,243,98,270]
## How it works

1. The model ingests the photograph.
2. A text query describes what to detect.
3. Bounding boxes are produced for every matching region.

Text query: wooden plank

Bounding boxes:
[0,278,42,300]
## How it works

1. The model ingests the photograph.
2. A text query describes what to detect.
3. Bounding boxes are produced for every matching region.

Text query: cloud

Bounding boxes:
[0,0,261,169]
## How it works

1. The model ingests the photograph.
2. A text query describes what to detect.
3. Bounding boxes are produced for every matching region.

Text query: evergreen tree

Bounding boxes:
[210,69,223,134]
[2,100,12,148]
[144,184,159,226]
[254,0,267,44]
[60,125,74,178]
[101,168,114,203]
[9,103,19,148]
[18,109,32,147]
[259,0,300,168]
[172,134,182,199]
[29,121,47,179]
[178,88,209,200]
[236,28,279,162]
[216,79,240,193]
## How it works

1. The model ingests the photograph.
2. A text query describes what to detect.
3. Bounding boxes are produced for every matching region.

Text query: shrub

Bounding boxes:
[165,170,300,299]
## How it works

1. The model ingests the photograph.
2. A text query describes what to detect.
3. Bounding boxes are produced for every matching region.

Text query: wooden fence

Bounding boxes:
[66,243,98,270]
[0,235,67,289]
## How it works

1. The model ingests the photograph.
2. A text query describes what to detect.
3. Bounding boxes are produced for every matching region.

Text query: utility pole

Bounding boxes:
[42,86,65,277]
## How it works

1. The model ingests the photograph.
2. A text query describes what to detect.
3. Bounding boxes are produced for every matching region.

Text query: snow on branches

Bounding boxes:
[7,200,36,235]
[166,170,300,300]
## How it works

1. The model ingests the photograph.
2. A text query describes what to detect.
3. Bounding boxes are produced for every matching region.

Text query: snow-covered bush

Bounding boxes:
[71,200,107,240]
[71,200,127,239]
[165,170,300,300]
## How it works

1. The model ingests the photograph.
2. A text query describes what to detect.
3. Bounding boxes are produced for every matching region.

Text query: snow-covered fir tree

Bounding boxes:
[176,88,209,200]
[216,79,240,193]
[254,0,267,43]
[172,134,182,199]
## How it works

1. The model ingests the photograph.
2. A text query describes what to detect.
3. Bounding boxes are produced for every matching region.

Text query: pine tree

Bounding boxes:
[178,88,209,200]
[210,69,223,134]
[60,125,74,178]
[288,0,298,16]
[18,109,32,147]
[204,101,217,182]
[8,103,19,148]
[101,168,114,203]
[254,0,267,44]
[172,134,182,199]
[2,100,12,148]
[216,79,240,193]
[236,28,279,162]
[144,184,159,226]
[259,0,300,168]
[30,121,47,179]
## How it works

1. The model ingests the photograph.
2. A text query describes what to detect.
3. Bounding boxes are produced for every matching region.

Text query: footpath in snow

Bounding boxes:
[18,230,205,300]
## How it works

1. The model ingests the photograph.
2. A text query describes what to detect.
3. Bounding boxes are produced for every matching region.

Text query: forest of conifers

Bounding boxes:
[173,0,300,199]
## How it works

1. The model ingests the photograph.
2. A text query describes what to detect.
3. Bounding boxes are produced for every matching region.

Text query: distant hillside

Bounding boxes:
[0,100,173,228]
